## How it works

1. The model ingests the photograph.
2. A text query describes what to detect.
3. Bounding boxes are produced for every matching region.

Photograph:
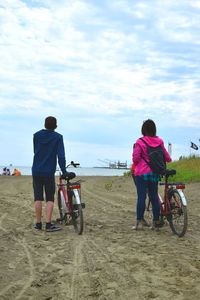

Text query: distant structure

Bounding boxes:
[97,159,129,169]
[168,142,172,156]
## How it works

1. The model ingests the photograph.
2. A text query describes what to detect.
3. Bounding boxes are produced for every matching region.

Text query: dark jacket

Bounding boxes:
[32,129,66,176]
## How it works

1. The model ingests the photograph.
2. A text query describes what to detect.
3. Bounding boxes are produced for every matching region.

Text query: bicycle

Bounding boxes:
[145,169,188,237]
[57,161,85,235]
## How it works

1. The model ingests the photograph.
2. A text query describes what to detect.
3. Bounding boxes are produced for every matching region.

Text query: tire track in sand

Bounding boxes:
[82,185,130,211]
[0,213,35,299]
[83,239,139,300]
[70,238,85,300]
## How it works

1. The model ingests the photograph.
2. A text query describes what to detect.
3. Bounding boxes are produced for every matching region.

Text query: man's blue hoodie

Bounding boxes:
[32,129,66,176]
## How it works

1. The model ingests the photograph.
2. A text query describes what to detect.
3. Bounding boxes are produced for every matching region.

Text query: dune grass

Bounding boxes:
[168,156,200,183]
[125,156,200,183]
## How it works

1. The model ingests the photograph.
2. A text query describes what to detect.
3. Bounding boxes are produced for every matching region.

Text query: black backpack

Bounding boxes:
[140,138,166,175]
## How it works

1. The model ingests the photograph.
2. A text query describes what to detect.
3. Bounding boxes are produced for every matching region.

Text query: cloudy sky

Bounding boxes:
[0,0,200,168]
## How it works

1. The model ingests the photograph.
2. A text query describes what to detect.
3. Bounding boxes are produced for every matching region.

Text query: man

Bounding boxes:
[32,116,74,232]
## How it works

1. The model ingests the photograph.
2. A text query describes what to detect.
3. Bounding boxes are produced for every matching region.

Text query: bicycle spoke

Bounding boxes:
[168,190,188,237]
[72,201,84,235]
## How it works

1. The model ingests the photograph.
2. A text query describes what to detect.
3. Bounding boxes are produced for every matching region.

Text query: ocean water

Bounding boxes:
[0,166,130,176]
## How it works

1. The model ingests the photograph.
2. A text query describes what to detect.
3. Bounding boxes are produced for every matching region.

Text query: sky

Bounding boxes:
[0,0,200,168]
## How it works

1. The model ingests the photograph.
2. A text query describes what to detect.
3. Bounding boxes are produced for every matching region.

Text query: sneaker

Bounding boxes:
[34,222,42,230]
[153,220,164,229]
[132,224,141,230]
[45,223,62,232]
[132,219,149,230]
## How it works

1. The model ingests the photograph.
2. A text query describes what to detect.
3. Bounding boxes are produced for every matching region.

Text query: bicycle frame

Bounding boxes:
[159,177,172,217]
[145,169,188,236]
[159,175,186,216]
[57,175,81,216]
[56,161,84,234]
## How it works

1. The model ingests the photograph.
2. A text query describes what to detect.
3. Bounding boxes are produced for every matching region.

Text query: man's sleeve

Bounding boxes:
[57,136,66,174]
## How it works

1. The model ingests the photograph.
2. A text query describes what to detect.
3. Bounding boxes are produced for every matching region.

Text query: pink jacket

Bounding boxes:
[132,136,172,176]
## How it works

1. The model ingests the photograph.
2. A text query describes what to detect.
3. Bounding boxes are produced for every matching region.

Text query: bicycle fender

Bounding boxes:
[177,190,187,206]
[158,193,163,204]
[73,189,81,204]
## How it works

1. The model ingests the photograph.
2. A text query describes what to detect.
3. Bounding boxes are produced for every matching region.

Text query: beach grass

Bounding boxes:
[168,156,200,183]
[125,156,200,183]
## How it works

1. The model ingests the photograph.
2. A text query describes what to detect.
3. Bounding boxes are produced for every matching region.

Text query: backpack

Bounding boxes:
[140,138,166,175]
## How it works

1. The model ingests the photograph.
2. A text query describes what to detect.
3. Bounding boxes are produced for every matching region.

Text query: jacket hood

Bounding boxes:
[139,136,163,147]
[34,129,59,144]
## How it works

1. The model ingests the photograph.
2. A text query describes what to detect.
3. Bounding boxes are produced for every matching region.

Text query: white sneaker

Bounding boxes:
[132,219,150,230]
[132,221,143,230]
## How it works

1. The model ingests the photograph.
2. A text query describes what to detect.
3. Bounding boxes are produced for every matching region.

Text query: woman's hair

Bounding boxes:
[44,116,57,130]
[141,119,156,137]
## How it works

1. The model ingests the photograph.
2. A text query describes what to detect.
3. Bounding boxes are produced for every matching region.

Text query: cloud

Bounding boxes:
[0,0,200,165]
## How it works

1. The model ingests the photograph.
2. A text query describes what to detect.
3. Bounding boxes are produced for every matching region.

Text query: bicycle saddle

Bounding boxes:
[62,172,76,180]
[165,169,176,176]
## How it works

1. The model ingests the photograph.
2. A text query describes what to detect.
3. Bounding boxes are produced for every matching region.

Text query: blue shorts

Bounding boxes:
[33,176,55,202]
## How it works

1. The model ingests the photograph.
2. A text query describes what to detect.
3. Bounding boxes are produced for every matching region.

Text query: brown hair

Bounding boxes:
[44,116,57,130]
[141,119,156,137]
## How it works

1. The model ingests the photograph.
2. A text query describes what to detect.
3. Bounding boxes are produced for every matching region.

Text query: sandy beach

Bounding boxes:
[0,175,200,300]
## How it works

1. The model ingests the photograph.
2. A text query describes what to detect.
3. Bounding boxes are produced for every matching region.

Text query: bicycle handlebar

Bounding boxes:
[66,161,80,168]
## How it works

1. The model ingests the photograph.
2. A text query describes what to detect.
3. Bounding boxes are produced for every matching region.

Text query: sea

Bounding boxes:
[0,166,130,177]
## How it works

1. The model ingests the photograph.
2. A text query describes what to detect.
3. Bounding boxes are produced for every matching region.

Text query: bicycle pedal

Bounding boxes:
[152,221,164,229]
[56,218,63,223]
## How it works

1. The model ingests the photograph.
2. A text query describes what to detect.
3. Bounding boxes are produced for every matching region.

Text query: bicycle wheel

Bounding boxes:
[71,193,84,235]
[168,189,188,237]
[57,190,68,224]
[145,195,164,227]
[57,190,63,219]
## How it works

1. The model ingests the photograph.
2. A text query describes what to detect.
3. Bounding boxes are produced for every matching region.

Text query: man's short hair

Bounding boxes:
[45,116,57,130]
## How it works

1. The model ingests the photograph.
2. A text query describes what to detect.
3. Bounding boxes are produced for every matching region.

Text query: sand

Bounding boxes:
[0,175,200,300]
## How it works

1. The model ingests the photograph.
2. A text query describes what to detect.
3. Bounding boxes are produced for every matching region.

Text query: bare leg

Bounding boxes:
[34,200,42,223]
[45,201,62,231]
[46,201,54,223]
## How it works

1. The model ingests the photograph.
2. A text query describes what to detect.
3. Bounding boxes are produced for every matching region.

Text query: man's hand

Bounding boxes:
[61,172,76,180]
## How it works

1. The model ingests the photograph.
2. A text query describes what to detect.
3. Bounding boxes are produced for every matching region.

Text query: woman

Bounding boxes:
[132,119,171,229]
